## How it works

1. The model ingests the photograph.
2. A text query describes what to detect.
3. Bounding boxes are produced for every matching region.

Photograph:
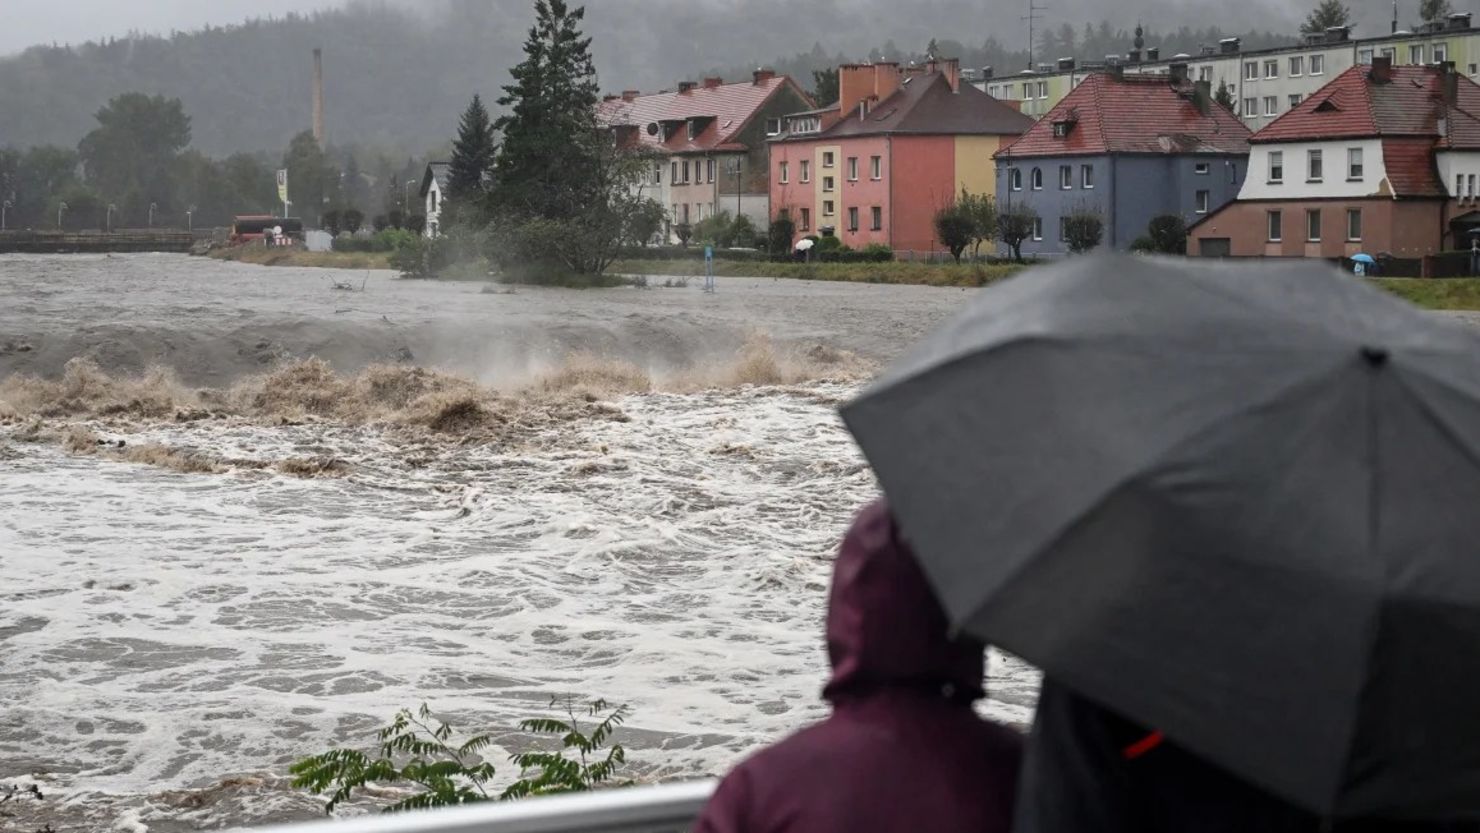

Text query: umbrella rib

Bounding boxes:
[1388,364,1480,475]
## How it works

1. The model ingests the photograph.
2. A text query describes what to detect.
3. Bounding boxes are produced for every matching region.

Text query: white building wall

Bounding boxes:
[424,180,443,238]
[1239,138,1388,200]
[1436,150,1480,198]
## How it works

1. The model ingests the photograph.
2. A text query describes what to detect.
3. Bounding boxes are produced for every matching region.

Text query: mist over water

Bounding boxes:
[0,254,1037,830]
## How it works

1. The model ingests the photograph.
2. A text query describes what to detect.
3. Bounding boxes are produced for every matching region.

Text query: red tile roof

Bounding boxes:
[1253,64,1480,146]
[811,73,1033,139]
[996,72,1251,158]
[1382,137,1446,196]
[598,76,810,154]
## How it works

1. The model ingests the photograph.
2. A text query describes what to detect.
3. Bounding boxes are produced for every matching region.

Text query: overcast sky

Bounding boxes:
[0,0,347,56]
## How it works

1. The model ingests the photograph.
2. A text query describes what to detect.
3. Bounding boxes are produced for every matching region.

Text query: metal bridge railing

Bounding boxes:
[236,780,716,833]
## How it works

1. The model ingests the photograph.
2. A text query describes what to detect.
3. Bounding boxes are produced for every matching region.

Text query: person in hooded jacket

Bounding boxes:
[693,500,1023,833]
[1015,679,1480,833]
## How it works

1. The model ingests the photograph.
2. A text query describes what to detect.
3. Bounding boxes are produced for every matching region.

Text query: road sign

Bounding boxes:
[276,169,289,204]
[703,246,715,293]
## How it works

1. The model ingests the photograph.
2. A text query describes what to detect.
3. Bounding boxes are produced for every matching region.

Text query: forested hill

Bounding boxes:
[0,0,1413,157]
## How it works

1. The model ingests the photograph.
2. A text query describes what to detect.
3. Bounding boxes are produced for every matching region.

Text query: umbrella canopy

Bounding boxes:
[842,255,1480,821]
[795,238,816,252]
[1352,253,1377,264]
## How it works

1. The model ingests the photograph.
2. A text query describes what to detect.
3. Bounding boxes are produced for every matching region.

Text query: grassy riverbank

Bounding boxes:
[611,258,1025,287]
[1371,278,1480,311]
[207,246,394,270]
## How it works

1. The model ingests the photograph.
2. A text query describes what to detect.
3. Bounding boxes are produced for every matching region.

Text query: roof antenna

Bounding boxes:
[1023,0,1048,70]
[1393,0,1399,34]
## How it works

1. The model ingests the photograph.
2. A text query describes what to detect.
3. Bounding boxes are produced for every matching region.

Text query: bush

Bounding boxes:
[291,699,629,814]
[768,216,796,257]
[815,235,845,255]
[673,222,693,247]
[692,211,735,247]
[1063,210,1105,254]
[342,209,365,235]
[1145,215,1188,255]
[933,203,976,263]
[322,210,342,236]
[372,214,390,232]
[730,214,757,249]
[998,204,1040,263]
[334,228,419,253]
[406,214,427,236]
[860,243,896,262]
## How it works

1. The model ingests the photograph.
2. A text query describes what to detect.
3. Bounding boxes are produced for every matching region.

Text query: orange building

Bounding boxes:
[769,59,1032,254]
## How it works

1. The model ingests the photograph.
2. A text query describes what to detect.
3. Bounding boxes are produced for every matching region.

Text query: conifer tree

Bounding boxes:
[444,94,496,227]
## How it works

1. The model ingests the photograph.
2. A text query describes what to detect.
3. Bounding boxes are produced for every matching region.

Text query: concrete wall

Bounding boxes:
[1241,139,1387,200]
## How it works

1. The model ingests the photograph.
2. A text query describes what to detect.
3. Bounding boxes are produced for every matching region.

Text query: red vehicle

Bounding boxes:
[230,215,303,246]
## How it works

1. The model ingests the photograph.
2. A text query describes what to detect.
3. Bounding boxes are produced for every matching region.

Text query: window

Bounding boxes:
[1264,59,1279,79]
[1267,210,1283,242]
[1308,149,1323,182]
[1347,208,1362,241]
[800,160,811,183]
[1290,56,1305,76]
[1195,162,1210,175]
[1307,209,1322,242]
[671,202,679,220]
[847,157,859,181]
[1243,98,1258,117]
[800,207,811,231]
[430,191,438,212]
[1038,81,1049,99]
[1458,173,1465,198]
[1289,94,1303,109]
[1436,44,1449,63]
[1032,217,1043,241]
[823,176,836,192]
[1348,147,1364,180]
[652,162,662,185]
[707,159,716,183]
[1381,48,1396,62]
[779,161,789,184]
[1410,45,1425,65]
[1196,190,1210,214]
[1244,61,1258,80]
[683,161,691,184]
[1031,168,1044,190]
[1082,164,1095,188]
[1472,63,1478,75]
[823,200,835,216]
[822,152,835,168]
[870,156,882,179]
[765,118,782,136]
[1471,173,1477,199]
[1264,96,1278,116]
[687,120,698,141]
[871,206,882,231]
[1059,165,1073,189]
[682,203,691,223]
[848,206,859,232]
[1230,163,1239,184]
[1311,54,1326,75]
[1009,168,1023,191]
[1269,151,1284,182]
[1359,48,1374,65]
[1199,66,1213,82]
[671,161,679,183]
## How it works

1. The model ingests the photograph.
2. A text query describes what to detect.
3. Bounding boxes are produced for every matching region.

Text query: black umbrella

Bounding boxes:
[842,255,1480,821]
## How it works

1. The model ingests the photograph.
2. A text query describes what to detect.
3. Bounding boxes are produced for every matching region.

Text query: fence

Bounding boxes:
[236,781,715,833]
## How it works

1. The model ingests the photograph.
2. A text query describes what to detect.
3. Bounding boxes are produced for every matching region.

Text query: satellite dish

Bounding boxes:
[273,226,283,236]
[646,123,660,136]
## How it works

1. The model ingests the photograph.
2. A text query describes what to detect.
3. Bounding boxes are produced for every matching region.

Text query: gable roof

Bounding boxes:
[820,72,1034,138]
[421,162,449,198]
[1254,64,1480,146]
[598,76,811,154]
[997,72,1252,158]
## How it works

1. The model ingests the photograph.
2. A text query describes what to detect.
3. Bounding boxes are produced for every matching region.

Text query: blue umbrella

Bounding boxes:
[1351,253,1376,264]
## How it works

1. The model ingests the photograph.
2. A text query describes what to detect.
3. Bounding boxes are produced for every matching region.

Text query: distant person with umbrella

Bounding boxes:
[844,256,1480,829]
[692,501,1022,833]
[1352,252,1376,276]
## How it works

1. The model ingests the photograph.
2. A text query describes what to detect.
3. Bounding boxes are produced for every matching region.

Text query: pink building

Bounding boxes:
[769,59,1032,254]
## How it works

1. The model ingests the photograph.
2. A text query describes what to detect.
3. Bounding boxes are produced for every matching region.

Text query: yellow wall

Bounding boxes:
[814,145,843,228]
[954,135,1003,198]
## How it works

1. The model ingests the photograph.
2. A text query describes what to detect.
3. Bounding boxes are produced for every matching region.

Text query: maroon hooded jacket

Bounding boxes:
[693,500,1023,833]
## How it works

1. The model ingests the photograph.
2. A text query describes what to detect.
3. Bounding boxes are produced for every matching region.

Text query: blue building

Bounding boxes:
[994,67,1252,255]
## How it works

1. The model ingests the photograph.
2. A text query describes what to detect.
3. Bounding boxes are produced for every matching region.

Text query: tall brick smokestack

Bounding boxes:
[313,48,326,148]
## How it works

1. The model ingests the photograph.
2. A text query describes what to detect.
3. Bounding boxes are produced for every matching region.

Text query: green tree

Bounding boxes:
[1145,214,1189,254]
[283,130,332,225]
[1063,209,1105,254]
[78,93,191,224]
[812,68,840,106]
[491,0,602,222]
[3,146,79,229]
[958,189,997,259]
[342,154,369,213]
[1421,0,1453,24]
[1215,81,1236,111]
[623,198,667,247]
[933,202,975,263]
[927,38,940,57]
[768,214,796,256]
[1301,0,1351,34]
[998,203,1040,263]
[445,94,497,226]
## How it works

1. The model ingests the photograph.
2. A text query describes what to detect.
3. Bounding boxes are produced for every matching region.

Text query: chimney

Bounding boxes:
[703,76,723,89]
[1169,62,1190,85]
[621,90,640,102]
[840,63,902,116]
[1146,47,1160,61]
[1193,79,1212,115]
[678,81,697,94]
[753,68,776,85]
[312,48,325,149]
[1443,61,1460,105]
[1219,37,1241,54]
[939,57,961,92]
[1058,56,1077,71]
[1129,49,1142,63]
[1449,12,1474,30]
[1109,63,1125,81]
[1371,55,1394,83]
[1324,25,1351,42]
[982,65,994,80]
[603,94,618,102]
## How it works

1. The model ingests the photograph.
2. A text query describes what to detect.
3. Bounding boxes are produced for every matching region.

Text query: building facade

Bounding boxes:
[995,69,1251,255]
[769,59,1033,253]
[978,14,1480,129]
[600,72,813,241]
[419,162,449,238]
[1190,59,1480,259]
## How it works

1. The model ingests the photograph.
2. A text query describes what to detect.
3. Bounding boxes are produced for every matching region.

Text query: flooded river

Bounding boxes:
[0,255,1038,830]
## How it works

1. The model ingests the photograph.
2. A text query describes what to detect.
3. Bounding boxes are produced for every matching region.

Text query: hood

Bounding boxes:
[823,500,986,704]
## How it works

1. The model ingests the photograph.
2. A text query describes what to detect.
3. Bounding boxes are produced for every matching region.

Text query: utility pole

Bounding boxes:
[57,201,68,230]
[1,199,10,231]
[107,204,117,233]
[1024,0,1048,70]
[149,202,158,228]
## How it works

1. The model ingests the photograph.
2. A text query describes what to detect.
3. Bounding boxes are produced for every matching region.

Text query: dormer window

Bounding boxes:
[765,118,782,136]
[687,120,697,141]
[1052,119,1076,138]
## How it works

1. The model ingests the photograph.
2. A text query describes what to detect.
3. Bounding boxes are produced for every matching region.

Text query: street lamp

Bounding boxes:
[405,180,417,215]
[186,205,196,232]
[1,199,10,231]
[148,202,158,228]
[57,201,69,229]
[106,203,117,233]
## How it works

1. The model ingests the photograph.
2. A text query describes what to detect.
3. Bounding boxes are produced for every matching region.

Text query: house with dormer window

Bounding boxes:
[995,64,1251,256]
[1190,58,1480,258]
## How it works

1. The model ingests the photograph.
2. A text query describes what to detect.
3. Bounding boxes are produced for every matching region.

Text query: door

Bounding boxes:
[1199,238,1231,258]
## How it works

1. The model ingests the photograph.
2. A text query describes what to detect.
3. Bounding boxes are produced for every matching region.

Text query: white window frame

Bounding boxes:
[822,151,835,168]
[1348,147,1364,180]
[1032,217,1043,241]
[1082,164,1094,188]
[870,156,882,180]
[1410,45,1425,65]
[1199,66,1213,82]
[847,157,859,181]
[1290,56,1304,76]
[1244,61,1258,80]
[1264,96,1278,117]
[1243,98,1257,117]
[1470,173,1477,200]
[779,161,789,184]
[1359,48,1374,65]
[823,200,835,216]
[1311,54,1326,75]
[1195,190,1210,214]
[848,206,859,232]
[1009,168,1023,191]
[1269,151,1284,184]
[800,160,811,183]
[765,118,782,136]
[1289,94,1303,109]
[1307,209,1322,242]
[1031,167,1044,190]
[1059,165,1073,190]
[823,175,835,193]
[1038,81,1049,99]
[1264,59,1279,79]
[1268,210,1283,242]
[1347,208,1362,241]
[1436,44,1450,64]
[652,162,662,185]
[1308,149,1323,182]
[1195,162,1211,175]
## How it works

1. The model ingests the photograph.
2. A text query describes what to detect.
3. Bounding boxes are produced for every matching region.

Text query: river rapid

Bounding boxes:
[0,255,1039,831]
